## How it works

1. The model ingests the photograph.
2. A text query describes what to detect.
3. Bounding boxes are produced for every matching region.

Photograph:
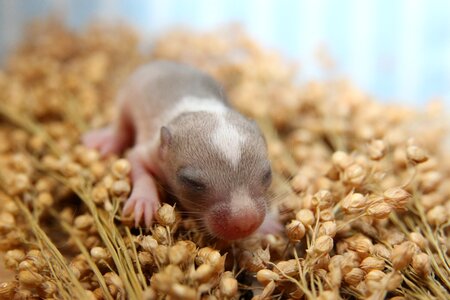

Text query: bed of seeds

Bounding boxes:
[0,20,448,300]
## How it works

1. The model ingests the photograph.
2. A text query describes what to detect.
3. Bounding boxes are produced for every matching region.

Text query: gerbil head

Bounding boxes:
[158,110,271,240]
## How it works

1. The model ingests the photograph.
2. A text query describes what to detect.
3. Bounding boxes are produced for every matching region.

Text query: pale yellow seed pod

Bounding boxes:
[15,289,34,300]
[91,185,109,204]
[312,190,333,209]
[319,208,335,221]
[42,155,60,171]
[62,161,82,177]
[371,244,391,260]
[18,260,37,272]
[360,256,385,272]
[139,236,158,252]
[156,204,176,227]
[40,281,58,297]
[240,250,266,272]
[90,161,106,179]
[0,281,18,298]
[154,245,169,265]
[92,287,104,299]
[90,247,108,261]
[260,280,276,299]
[142,287,157,300]
[385,271,403,291]
[170,283,196,300]
[37,192,54,208]
[341,193,368,214]
[365,270,386,282]
[153,225,170,245]
[317,290,338,300]
[295,209,315,226]
[290,173,308,193]
[3,201,19,215]
[70,259,90,279]
[79,149,100,167]
[332,151,354,170]
[318,221,337,237]
[406,145,428,164]
[420,171,442,193]
[0,212,15,231]
[138,251,153,266]
[344,267,365,286]
[192,264,214,283]
[343,163,366,186]
[256,269,280,286]
[169,244,189,265]
[347,234,373,255]
[164,265,184,283]
[150,272,172,293]
[111,159,131,179]
[18,270,44,287]
[409,232,428,251]
[391,241,415,270]
[74,214,94,230]
[4,249,26,269]
[426,205,447,226]
[275,259,300,277]
[285,220,306,241]
[328,254,344,271]
[196,247,217,265]
[367,139,386,160]
[10,173,30,196]
[103,272,123,290]
[383,187,411,205]
[366,202,392,219]
[111,180,131,197]
[219,277,238,297]
[314,235,334,254]
[411,253,431,275]
[328,266,342,288]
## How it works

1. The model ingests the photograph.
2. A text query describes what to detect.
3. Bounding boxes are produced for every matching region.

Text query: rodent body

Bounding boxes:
[84,61,275,240]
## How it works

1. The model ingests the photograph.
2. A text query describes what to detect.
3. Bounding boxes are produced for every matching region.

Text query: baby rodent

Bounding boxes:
[84,60,275,240]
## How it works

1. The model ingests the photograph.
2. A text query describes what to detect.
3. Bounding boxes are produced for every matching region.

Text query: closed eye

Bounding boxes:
[178,174,207,191]
[262,168,272,185]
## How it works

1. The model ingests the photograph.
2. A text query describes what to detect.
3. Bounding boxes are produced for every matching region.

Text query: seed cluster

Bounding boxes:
[0,21,449,300]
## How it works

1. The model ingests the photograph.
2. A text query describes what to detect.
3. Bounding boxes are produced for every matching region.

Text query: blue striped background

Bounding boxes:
[1,0,450,106]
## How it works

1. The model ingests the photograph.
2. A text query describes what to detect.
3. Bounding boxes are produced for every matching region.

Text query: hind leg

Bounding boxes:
[82,111,134,156]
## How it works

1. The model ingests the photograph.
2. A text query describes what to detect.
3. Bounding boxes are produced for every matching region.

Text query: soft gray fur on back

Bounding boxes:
[117,61,228,142]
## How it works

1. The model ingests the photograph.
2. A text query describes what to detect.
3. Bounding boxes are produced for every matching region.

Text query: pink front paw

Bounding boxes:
[123,196,159,228]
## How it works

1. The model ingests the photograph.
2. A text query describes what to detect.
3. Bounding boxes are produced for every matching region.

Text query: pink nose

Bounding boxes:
[205,206,265,240]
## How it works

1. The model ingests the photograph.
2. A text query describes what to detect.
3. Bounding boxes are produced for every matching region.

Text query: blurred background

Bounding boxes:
[1,0,449,106]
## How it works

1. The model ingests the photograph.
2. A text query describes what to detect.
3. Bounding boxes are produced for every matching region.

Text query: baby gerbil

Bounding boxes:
[83,60,278,240]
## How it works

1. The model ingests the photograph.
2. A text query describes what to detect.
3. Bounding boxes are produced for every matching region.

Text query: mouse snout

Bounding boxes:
[205,196,265,240]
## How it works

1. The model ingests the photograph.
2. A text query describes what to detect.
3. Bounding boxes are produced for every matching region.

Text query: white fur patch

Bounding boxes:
[212,114,245,167]
[167,96,245,167]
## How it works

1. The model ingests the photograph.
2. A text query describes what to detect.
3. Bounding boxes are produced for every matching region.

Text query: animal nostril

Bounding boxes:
[206,205,265,240]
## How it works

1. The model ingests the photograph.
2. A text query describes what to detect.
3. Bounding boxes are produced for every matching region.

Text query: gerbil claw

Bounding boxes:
[122,197,136,216]
[144,201,155,228]
[134,201,145,228]
[123,196,158,228]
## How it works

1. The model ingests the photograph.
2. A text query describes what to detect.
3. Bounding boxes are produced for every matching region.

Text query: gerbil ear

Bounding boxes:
[159,126,172,160]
